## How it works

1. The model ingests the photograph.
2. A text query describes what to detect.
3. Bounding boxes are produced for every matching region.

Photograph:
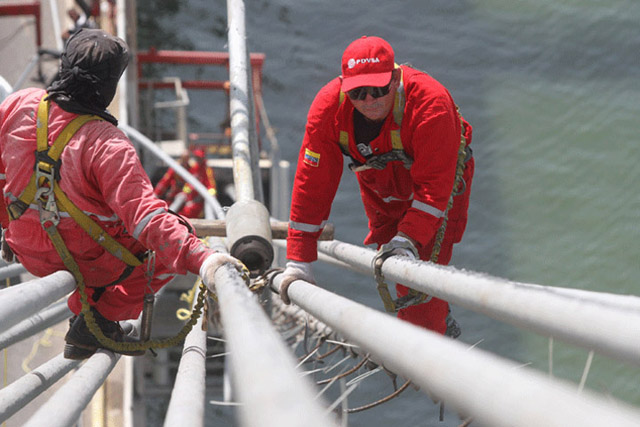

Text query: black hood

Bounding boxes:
[47,28,129,125]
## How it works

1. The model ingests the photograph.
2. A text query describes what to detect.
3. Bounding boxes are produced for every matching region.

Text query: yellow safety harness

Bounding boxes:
[8,95,206,352]
[338,64,411,172]
[338,68,471,312]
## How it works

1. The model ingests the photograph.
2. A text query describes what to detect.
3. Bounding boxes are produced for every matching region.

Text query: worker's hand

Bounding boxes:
[372,235,418,270]
[1,230,14,263]
[199,252,246,288]
[279,261,315,305]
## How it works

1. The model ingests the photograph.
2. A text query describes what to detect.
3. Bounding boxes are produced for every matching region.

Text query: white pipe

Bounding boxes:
[0,354,81,423]
[227,0,257,202]
[48,0,63,52]
[0,300,71,351]
[212,264,337,427]
[0,271,75,334]
[272,274,640,427]
[163,281,208,427]
[317,239,640,365]
[23,350,120,427]
[0,263,27,281]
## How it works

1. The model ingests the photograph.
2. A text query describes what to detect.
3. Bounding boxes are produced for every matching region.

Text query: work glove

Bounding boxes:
[199,252,246,288]
[372,235,419,271]
[279,261,315,305]
[1,229,14,264]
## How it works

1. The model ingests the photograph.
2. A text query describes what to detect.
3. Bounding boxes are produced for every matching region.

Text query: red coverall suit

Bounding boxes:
[0,88,214,320]
[154,151,217,218]
[287,65,474,333]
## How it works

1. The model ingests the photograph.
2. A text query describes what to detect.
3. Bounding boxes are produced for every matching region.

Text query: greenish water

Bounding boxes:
[138,0,640,424]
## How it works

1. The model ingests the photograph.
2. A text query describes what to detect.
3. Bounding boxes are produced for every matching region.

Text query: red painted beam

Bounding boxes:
[0,2,42,47]
[137,48,265,67]
[138,80,230,91]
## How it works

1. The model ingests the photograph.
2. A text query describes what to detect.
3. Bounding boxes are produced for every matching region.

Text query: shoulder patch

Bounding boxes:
[303,148,320,167]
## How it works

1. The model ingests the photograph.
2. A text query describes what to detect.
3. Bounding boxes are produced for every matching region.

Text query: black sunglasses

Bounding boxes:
[347,80,392,101]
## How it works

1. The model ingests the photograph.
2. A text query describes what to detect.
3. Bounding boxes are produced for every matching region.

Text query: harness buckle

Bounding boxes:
[34,161,59,227]
[7,200,29,221]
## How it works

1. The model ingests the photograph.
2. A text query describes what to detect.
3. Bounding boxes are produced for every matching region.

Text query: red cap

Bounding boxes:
[341,36,394,92]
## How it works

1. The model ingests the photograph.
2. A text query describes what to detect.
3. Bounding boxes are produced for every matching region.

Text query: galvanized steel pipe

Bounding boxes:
[317,239,640,365]
[0,300,70,351]
[225,199,274,275]
[163,281,208,427]
[211,263,337,427]
[270,273,640,427]
[23,350,120,427]
[227,0,263,203]
[0,271,75,334]
[0,263,26,281]
[0,354,80,423]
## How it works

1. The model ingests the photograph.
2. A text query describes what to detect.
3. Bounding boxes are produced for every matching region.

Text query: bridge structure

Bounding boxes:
[1,0,639,426]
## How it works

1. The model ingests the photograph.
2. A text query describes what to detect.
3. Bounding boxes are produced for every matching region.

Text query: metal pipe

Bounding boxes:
[0,300,71,351]
[11,53,40,91]
[140,293,155,342]
[227,0,256,202]
[269,273,640,427]
[225,199,273,275]
[224,0,275,277]
[212,263,337,427]
[317,239,640,365]
[163,280,208,427]
[47,0,63,52]
[0,354,81,423]
[120,123,225,219]
[23,350,120,427]
[0,263,27,281]
[244,48,263,204]
[0,271,75,334]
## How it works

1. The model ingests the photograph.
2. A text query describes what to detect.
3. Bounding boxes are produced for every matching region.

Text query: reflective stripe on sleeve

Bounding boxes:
[411,199,445,218]
[133,208,165,239]
[381,194,413,203]
[289,220,327,233]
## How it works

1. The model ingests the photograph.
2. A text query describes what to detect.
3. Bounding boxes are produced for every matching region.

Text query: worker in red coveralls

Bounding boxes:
[280,36,474,337]
[154,148,217,218]
[0,29,242,359]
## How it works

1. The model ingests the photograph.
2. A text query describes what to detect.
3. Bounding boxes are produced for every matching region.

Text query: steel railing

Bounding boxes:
[314,239,640,365]
[267,271,640,427]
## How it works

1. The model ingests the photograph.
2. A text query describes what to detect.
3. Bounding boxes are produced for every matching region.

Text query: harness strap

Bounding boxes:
[9,95,143,267]
[339,65,411,171]
[8,101,101,219]
[53,184,144,266]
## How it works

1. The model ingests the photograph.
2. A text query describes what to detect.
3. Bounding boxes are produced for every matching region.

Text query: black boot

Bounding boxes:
[63,315,96,360]
[64,309,146,359]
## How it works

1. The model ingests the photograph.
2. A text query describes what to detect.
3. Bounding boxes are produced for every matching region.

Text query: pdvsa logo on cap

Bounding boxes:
[347,57,381,69]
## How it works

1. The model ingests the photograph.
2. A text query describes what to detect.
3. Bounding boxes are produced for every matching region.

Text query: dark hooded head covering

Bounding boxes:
[47,28,129,125]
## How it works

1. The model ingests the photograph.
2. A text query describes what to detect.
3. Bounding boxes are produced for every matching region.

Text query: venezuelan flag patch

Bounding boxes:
[303,148,320,167]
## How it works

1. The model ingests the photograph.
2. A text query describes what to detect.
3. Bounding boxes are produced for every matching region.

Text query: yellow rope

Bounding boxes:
[21,328,64,373]
[394,111,470,306]
[78,275,208,352]
[176,280,199,321]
